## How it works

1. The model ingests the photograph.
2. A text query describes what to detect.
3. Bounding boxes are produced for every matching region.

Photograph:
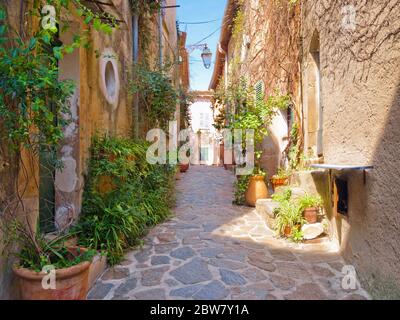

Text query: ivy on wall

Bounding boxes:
[0,2,116,156]
[0,1,118,246]
[129,63,178,133]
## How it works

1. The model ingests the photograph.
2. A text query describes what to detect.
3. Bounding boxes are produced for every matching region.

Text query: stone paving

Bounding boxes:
[88,165,370,300]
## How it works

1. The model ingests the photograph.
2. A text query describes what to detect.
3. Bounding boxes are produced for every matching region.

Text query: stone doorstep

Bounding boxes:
[88,254,108,290]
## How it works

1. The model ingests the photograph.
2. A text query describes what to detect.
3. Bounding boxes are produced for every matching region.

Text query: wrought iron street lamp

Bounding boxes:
[201,45,212,69]
[187,43,213,69]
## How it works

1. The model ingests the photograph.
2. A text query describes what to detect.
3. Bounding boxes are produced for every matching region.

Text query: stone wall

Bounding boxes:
[302,0,400,298]
[232,0,301,176]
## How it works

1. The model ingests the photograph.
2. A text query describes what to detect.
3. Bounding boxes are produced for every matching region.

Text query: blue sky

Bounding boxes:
[176,0,227,91]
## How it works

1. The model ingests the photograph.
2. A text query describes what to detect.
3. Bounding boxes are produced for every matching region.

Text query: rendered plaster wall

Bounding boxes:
[232,0,301,176]
[0,0,134,298]
[53,0,134,230]
[302,0,400,298]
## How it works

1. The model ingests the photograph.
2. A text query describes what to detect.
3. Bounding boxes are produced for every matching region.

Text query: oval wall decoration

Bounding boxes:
[99,48,120,110]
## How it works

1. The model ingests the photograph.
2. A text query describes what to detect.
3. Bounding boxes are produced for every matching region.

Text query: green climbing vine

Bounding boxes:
[0,2,116,156]
[129,63,178,132]
[129,0,161,66]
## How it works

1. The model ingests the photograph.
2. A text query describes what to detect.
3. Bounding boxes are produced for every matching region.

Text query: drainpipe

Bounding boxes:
[133,14,139,139]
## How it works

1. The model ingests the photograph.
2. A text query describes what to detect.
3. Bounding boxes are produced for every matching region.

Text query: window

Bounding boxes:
[199,112,211,129]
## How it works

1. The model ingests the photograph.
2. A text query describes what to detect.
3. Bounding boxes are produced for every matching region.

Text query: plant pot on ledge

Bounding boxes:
[270,177,288,191]
[245,175,269,207]
[303,207,319,224]
[13,247,92,300]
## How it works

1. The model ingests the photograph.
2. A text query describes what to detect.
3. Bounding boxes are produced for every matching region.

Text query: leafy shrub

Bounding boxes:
[272,189,324,242]
[272,187,292,204]
[129,64,178,132]
[274,200,305,237]
[233,175,250,205]
[75,135,176,265]
[297,193,323,211]
[3,220,96,272]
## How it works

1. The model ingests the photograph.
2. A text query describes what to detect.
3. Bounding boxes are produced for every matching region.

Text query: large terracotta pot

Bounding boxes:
[245,175,269,207]
[303,207,319,224]
[13,247,91,300]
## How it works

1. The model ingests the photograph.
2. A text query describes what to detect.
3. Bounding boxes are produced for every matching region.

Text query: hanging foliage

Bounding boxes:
[129,63,178,132]
[0,2,117,155]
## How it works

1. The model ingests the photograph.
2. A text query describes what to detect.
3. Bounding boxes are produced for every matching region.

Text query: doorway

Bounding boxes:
[306,30,323,158]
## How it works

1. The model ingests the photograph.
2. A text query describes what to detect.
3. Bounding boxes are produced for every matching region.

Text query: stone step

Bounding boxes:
[274,186,308,200]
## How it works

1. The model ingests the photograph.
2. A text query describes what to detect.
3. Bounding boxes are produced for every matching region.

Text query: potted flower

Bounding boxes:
[297,193,323,224]
[8,221,96,300]
[270,168,290,191]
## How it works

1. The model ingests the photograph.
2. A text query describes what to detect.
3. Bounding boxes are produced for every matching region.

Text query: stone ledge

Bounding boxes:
[255,199,279,229]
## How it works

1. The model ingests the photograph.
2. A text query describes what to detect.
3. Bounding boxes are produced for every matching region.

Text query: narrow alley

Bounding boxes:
[1,0,399,304]
[88,166,370,300]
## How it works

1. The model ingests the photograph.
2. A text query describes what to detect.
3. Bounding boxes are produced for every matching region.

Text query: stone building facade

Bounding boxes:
[210,0,301,177]
[0,0,185,299]
[301,0,400,298]
[210,0,400,298]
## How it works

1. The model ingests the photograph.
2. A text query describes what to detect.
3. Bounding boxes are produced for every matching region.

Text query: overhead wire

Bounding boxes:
[178,18,221,25]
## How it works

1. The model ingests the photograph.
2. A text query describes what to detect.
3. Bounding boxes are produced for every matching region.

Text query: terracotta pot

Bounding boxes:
[270,177,288,191]
[284,226,292,237]
[245,175,269,207]
[179,163,189,173]
[303,207,319,224]
[13,247,91,300]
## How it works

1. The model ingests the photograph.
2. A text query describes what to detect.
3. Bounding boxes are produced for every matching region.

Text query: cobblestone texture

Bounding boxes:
[88,166,370,300]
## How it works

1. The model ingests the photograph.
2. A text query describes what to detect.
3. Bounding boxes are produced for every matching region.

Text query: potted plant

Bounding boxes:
[8,222,96,300]
[274,200,305,239]
[270,168,290,191]
[297,193,323,224]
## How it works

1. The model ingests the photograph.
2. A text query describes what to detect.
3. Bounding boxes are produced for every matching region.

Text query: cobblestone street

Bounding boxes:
[88,166,370,300]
